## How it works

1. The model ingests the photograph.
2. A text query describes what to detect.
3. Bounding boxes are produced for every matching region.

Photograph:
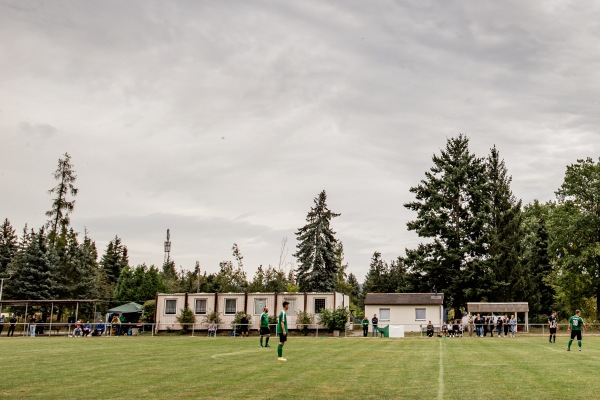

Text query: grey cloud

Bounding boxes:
[2,1,600,280]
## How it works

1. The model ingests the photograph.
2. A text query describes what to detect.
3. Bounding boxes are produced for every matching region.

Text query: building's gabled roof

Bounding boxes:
[364,293,444,306]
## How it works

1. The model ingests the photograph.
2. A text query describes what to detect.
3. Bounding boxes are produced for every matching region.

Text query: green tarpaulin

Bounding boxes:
[107,302,143,314]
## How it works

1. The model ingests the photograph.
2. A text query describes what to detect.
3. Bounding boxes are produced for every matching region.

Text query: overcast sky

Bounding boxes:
[1,1,599,281]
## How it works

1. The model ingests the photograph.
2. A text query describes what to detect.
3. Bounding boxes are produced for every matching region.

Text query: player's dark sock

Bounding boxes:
[549,335,552,343]
[567,339,573,350]
[553,336,555,343]
[265,337,270,346]
[578,340,581,349]
[260,336,263,347]
[277,344,283,357]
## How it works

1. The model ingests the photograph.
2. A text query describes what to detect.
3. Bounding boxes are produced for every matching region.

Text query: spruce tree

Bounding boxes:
[8,228,54,300]
[0,218,18,274]
[45,153,78,244]
[362,251,391,294]
[100,236,129,285]
[404,134,490,315]
[518,201,554,319]
[294,190,341,292]
[485,146,523,301]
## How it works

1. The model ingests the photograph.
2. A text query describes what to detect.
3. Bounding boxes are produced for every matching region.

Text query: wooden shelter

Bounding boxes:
[467,302,529,330]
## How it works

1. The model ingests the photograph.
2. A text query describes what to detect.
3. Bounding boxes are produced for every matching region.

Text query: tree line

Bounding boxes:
[1,138,599,322]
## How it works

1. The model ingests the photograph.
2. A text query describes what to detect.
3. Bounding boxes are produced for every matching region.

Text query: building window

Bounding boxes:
[254,298,267,315]
[380,308,390,321]
[225,299,237,315]
[415,308,426,321]
[284,298,296,315]
[194,299,207,315]
[165,299,177,315]
[314,298,326,313]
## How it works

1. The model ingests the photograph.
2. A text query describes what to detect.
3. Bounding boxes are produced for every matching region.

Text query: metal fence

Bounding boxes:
[1,322,598,338]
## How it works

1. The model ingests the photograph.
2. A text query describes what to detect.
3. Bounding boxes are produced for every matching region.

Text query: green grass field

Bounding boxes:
[0,334,598,399]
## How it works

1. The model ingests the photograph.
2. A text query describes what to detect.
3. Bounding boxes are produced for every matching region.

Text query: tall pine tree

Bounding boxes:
[404,134,490,315]
[294,190,341,292]
[45,153,78,245]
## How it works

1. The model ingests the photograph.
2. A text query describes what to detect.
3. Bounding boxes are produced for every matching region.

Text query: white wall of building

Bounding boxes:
[364,304,443,332]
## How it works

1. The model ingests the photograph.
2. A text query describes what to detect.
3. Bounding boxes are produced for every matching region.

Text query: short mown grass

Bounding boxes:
[0,334,598,399]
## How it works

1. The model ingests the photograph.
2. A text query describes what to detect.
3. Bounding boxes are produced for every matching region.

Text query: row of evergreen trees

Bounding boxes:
[1,138,598,322]
[359,135,600,322]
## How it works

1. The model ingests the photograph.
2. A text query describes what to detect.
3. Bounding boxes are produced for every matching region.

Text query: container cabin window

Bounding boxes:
[165,299,177,315]
[195,299,207,315]
[225,299,237,315]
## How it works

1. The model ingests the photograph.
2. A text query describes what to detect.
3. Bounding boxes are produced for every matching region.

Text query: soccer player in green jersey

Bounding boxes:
[567,309,584,351]
[277,301,289,361]
[258,307,270,348]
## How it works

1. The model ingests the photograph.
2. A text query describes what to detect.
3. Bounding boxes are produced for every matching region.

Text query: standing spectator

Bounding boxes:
[259,307,270,347]
[467,314,474,337]
[371,314,379,337]
[567,309,584,352]
[483,317,489,337]
[503,316,510,337]
[276,301,290,362]
[496,316,503,337]
[488,317,494,338]
[111,315,121,336]
[240,313,249,337]
[474,314,482,337]
[509,315,517,337]
[29,316,37,337]
[548,311,557,343]
[0,315,5,336]
[361,316,369,337]
[8,315,17,337]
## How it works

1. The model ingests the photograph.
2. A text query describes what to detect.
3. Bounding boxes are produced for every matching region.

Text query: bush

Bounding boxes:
[296,311,314,336]
[203,311,222,325]
[319,307,350,332]
[231,311,251,328]
[142,300,156,323]
[176,307,196,332]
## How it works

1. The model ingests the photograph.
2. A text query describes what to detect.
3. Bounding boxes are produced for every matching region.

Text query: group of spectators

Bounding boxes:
[72,319,106,337]
[472,314,517,337]
[423,314,518,338]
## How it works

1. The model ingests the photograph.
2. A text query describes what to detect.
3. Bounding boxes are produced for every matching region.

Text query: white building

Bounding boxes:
[364,293,444,333]
[155,291,350,332]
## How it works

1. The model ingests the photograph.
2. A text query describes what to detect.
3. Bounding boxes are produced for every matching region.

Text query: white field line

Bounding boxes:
[210,349,257,359]
[438,340,444,400]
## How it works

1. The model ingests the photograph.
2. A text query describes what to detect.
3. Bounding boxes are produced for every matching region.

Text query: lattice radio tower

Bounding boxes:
[164,229,171,265]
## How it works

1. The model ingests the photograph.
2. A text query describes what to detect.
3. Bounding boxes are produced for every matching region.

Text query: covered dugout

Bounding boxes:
[467,302,529,331]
